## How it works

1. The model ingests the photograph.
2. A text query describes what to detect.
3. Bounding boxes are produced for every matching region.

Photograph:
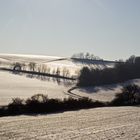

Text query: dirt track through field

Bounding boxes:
[0,107,140,140]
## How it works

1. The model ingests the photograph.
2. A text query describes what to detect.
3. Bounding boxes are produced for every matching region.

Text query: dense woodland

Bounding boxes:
[78,56,140,86]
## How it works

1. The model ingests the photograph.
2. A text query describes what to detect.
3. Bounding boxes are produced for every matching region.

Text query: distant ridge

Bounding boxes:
[0,53,62,59]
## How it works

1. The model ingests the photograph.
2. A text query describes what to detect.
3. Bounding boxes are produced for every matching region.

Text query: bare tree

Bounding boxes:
[126,55,136,64]
[37,65,41,73]
[62,67,67,77]
[65,69,70,77]
[56,67,61,76]
[41,64,47,73]
[28,62,36,71]
[52,69,56,75]
[85,52,90,59]
[46,67,51,74]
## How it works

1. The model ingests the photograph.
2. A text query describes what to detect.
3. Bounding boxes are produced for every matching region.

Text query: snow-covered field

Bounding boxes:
[0,71,72,105]
[0,106,140,140]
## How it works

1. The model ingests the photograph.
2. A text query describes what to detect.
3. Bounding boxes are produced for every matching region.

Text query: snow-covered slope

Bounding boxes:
[0,107,140,140]
[71,79,140,102]
[0,54,81,77]
[0,71,71,105]
[0,53,115,77]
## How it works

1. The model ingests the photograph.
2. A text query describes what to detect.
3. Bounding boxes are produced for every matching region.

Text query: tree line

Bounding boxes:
[72,52,102,60]
[11,62,71,78]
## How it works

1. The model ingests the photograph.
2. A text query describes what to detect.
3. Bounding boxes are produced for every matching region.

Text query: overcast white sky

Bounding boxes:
[0,0,140,60]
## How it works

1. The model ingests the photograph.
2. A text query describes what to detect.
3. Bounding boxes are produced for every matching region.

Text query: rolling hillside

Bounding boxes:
[0,54,139,105]
[0,107,139,140]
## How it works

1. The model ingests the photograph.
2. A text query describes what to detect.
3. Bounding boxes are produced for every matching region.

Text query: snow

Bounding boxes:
[0,53,115,76]
[0,54,140,139]
[72,79,140,102]
[0,53,62,59]
[1,70,139,105]
[0,71,71,105]
[0,106,140,139]
[0,53,117,105]
[0,54,82,76]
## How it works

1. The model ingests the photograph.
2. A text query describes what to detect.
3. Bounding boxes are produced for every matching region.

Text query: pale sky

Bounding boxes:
[0,0,140,60]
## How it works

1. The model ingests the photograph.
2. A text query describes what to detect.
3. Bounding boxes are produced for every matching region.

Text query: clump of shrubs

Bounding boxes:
[0,94,105,117]
[8,98,25,114]
[110,84,140,106]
